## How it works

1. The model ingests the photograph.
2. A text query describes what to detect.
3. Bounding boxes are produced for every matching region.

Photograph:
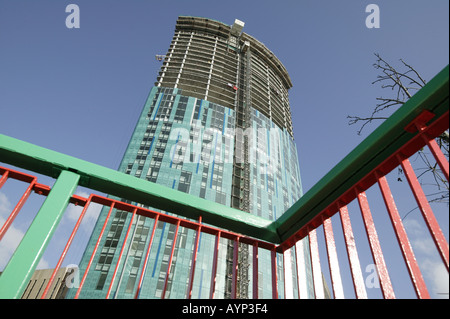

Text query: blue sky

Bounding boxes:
[0,1,448,298]
[0,0,448,189]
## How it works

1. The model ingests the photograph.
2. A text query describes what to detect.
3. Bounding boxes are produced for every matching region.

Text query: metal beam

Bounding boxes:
[0,135,277,243]
[275,65,449,245]
[0,170,79,299]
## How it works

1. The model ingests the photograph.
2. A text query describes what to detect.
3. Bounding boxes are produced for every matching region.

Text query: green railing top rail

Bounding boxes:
[0,65,448,245]
[275,65,448,244]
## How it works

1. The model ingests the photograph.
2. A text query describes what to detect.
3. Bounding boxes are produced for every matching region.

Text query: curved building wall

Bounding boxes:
[68,17,314,300]
[157,16,294,137]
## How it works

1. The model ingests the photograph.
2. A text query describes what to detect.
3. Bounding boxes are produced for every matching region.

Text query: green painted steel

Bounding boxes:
[0,65,448,246]
[0,170,80,299]
[0,134,277,243]
[274,65,449,243]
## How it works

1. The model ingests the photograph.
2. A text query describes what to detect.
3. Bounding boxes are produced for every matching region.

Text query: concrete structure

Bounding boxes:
[67,16,313,299]
[20,267,73,299]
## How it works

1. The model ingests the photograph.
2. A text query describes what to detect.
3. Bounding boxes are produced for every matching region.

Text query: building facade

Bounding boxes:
[19,267,73,299]
[67,16,314,299]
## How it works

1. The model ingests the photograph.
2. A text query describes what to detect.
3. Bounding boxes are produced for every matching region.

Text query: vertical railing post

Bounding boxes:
[308,228,325,299]
[209,231,221,299]
[0,170,80,299]
[0,178,37,241]
[0,169,8,189]
[106,207,137,299]
[161,220,180,299]
[135,214,159,299]
[187,216,202,299]
[376,173,430,298]
[231,237,240,299]
[357,190,395,299]
[252,243,259,299]
[322,216,345,299]
[41,194,94,299]
[399,155,449,269]
[411,113,449,181]
[283,247,294,299]
[295,239,308,299]
[271,248,278,299]
[338,204,367,299]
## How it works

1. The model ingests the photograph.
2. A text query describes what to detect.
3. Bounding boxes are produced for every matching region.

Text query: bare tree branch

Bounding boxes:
[348,53,448,206]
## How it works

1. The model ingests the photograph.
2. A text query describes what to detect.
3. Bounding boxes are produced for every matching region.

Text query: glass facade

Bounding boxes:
[67,17,314,299]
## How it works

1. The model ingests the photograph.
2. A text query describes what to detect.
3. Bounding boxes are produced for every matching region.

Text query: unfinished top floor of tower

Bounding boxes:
[156,16,294,136]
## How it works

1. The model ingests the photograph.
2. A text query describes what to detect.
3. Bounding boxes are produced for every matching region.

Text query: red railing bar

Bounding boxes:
[0,177,36,241]
[209,231,221,299]
[75,202,116,299]
[252,243,259,299]
[270,248,278,299]
[338,204,367,299]
[85,194,274,251]
[407,110,449,182]
[134,214,159,299]
[322,215,345,299]
[106,207,137,299]
[278,112,448,253]
[308,228,325,299]
[0,166,35,184]
[41,194,94,299]
[161,220,180,299]
[376,174,430,298]
[231,237,240,299]
[187,216,202,299]
[357,190,395,299]
[294,240,307,299]
[426,137,449,182]
[283,248,294,298]
[399,155,449,270]
[0,169,8,189]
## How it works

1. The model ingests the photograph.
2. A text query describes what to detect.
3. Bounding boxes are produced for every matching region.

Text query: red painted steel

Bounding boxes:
[209,231,221,299]
[357,190,395,299]
[407,111,449,182]
[308,228,325,299]
[1,104,449,300]
[106,207,137,299]
[161,220,180,299]
[134,214,159,299]
[0,177,36,241]
[187,216,202,299]
[271,248,278,299]
[376,174,430,299]
[231,237,239,299]
[283,248,294,298]
[338,205,367,299]
[426,137,450,182]
[322,216,345,299]
[41,194,94,299]
[253,243,259,299]
[399,155,449,269]
[75,202,116,299]
[0,169,8,189]
[294,240,307,299]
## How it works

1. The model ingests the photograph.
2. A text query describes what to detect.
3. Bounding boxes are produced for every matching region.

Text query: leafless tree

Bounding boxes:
[348,53,449,211]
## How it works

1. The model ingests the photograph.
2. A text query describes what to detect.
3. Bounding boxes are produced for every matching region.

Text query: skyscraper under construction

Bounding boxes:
[68,16,313,299]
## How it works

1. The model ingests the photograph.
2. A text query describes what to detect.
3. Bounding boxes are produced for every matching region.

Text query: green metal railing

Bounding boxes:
[0,65,448,299]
